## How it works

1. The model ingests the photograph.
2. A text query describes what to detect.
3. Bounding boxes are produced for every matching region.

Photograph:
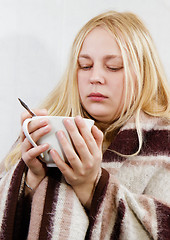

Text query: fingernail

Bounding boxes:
[57,131,64,138]
[50,149,55,153]
[41,143,48,149]
[50,149,57,157]
[40,119,48,125]
[66,118,73,125]
[44,125,51,133]
[41,109,48,114]
[76,115,83,121]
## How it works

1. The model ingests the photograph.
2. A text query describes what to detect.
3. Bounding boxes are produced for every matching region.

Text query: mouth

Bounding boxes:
[88,92,108,102]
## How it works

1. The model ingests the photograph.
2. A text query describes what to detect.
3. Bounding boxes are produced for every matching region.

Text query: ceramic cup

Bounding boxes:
[23,116,94,167]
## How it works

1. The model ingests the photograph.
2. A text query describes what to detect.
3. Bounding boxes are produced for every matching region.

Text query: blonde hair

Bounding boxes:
[5,10,170,169]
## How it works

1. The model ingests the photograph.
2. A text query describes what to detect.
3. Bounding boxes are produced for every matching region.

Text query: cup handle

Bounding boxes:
[23,118,44,158]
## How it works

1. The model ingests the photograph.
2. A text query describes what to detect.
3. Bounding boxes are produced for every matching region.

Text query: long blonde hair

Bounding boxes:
[5,10,170,169]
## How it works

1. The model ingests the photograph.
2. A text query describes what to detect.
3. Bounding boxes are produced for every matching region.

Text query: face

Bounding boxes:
[77,27,126,123]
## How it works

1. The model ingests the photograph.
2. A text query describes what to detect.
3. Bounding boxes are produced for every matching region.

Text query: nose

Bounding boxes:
[89,65,105,84]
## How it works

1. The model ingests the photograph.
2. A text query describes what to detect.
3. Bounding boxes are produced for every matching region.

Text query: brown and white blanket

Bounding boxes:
[0,112,170,239]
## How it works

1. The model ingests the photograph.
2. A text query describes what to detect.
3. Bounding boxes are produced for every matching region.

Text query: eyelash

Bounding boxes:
[79,66,92,70]
[78,64,123,72]
[107,66,123,72]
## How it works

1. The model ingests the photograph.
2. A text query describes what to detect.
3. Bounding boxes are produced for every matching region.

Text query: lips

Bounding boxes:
[88,92,108,101]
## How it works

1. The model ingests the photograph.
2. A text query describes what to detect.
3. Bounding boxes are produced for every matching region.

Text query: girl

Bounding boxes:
[0,10,170,240]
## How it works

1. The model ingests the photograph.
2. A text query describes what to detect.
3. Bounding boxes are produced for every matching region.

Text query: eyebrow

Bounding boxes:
[78,54,91,60]
[78,54,122,61]
[104,55,122,61]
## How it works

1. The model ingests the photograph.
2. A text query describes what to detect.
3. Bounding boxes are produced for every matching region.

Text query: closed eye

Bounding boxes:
[107,66,124,72]
[78,64,93,70]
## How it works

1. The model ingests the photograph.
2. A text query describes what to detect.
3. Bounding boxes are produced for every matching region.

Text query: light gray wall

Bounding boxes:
[0,0,170,161]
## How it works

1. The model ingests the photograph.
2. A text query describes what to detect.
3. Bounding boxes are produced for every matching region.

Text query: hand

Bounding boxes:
[50,116,103,209]
[20,109,51,190]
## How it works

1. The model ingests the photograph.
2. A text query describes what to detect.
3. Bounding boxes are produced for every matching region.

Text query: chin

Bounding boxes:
[91,114,113,123]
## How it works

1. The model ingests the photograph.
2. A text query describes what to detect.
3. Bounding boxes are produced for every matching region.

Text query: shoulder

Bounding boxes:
[122,111,170,132]
[119,111,170,156]
[140,114,169,156]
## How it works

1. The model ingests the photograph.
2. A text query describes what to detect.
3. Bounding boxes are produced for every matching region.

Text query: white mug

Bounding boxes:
[23,116,94,167]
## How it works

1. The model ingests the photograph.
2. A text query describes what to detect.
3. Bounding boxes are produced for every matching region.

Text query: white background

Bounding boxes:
[0,0,170,161]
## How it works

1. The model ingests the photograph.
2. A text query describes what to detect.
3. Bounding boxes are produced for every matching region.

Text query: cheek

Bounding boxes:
[77,71,83,86]
[126,73,137,103]
[77,71,88,82]
[109,73,125,96]
[77,71,88,93]
[77,75,85,100]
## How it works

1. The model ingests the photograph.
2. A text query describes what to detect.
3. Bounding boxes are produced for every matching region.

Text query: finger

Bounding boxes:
[72,116,99,155]
[25,118,50,135]
[20,109,48,142]
[22,141,49,162]
[50,149,77,184]
[20,118,49,142]
[91,125,103,149]
[63,118,92,162]
[56,131,83,170]
[26,124,51,145]
[22,137,33,153]
[20,128,26,142]
[21,123,51,164]
[21,109,48,125]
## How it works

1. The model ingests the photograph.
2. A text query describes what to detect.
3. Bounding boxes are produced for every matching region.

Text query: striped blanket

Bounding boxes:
[0,112,169,239]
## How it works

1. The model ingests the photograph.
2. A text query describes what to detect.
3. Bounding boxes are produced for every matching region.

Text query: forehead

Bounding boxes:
[79,26,122,57]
